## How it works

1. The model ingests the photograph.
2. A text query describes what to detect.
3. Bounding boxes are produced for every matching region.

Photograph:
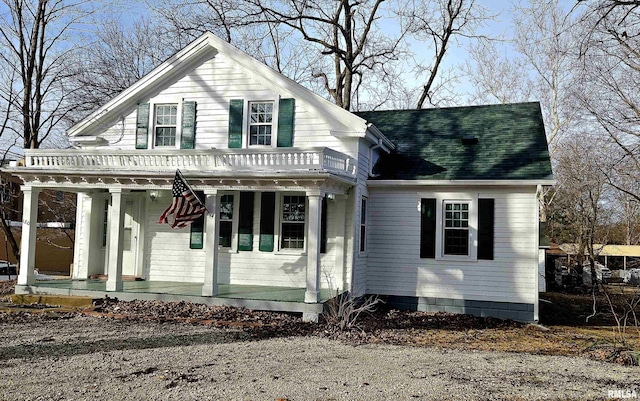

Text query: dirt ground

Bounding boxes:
[1,280,639,367]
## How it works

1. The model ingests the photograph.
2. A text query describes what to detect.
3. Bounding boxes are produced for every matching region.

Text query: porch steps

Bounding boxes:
[11,294,95,308]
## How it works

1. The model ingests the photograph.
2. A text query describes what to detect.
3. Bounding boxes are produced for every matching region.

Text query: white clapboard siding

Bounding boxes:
[144,190,344,287]
[366,187,538,304]
[98,52,350,155]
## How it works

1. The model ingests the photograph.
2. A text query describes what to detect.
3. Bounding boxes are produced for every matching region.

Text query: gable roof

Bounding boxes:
[356,102,554,181]
[68,32,368,137]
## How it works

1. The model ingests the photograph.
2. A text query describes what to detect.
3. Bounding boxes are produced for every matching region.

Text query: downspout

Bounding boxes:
[368,138,382,177]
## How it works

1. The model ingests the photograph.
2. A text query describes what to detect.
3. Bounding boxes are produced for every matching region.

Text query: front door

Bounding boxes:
[122,198,140,276]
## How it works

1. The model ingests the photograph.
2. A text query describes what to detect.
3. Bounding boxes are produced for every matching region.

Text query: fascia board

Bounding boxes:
[367,179,557,187]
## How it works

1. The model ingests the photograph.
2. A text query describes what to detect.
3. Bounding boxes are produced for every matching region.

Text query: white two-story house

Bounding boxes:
[5,32,553,322]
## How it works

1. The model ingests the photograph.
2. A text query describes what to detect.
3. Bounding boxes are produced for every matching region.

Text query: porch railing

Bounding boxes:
[22,147,357,178]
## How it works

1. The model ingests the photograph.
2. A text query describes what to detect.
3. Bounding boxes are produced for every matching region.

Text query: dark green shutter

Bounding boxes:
[478,198,495,260]
[420,198,436,258]
[190,215,204,249]
[320,196,328,254]
[277,98,295,147]
[238,192,254,251]
[136,103,150,149]
[259,192,275,252]
[181,101,196,149]
[228,99,243,148]
[190,191,205,249]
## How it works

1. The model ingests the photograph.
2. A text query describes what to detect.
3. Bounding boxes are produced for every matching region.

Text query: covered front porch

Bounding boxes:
[6,147,358,321]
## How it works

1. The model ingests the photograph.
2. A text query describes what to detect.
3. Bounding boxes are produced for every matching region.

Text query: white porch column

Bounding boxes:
[305,191,323,303]
[203,190,220,296]
[106,188,127,292]
[333,195,348,292]
[18,186,41,285]
[74,192,94,279]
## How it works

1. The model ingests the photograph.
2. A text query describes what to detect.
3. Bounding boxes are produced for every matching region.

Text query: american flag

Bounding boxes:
[158,171,206,228]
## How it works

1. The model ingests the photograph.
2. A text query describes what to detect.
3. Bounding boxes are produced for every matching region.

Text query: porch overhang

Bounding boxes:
[4,147,357,194]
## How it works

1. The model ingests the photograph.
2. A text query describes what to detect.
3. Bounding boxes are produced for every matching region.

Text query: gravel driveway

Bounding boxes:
[0,316,637,400]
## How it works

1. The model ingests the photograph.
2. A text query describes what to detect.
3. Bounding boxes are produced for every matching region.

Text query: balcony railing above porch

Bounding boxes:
[23,147,357,179]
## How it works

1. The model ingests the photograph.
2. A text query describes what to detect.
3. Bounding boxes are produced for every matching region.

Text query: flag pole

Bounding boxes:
[175,169,214,217]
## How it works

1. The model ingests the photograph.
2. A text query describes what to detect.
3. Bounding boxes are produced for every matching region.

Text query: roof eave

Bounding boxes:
[367,179,557,187]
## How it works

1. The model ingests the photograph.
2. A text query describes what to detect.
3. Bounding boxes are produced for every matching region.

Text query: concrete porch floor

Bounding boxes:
[15,279,335,320]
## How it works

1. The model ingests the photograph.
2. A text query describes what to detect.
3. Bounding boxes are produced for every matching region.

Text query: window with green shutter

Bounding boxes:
[136,103,150,149]
[420,198,436,259]
[277,98,295,147]
[477,198,495,260]
[259,192,275,252]
[228,99,244,148]
[238,192,254,251]
[190,191,205,249]
[180,101,196,149]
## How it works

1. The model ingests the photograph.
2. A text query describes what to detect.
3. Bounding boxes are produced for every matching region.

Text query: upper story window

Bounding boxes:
[154,104,178,147]
[249,102,273,146]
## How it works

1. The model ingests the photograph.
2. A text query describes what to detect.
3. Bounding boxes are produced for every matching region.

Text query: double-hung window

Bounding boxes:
[443,202,470,256]
[249,102,273,146]
[420,196,494,260]
[281,195,305,249]
[155,104,178,147]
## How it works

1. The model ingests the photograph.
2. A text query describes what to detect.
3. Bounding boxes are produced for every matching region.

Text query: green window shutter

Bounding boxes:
[320,196,328,254]
[478,198,495,260]
[180,101,196,149]
[190,215,204,249]
[277,98,295,147]
[190,191,205,249]
[135,103,150,149]
[259,192,275,252]
[238,192,254,251]
[228,99,244,149]
[420,198,436,259]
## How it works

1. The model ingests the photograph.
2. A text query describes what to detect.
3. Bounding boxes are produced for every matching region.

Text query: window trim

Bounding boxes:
[442,200,470,257]
[419,192,478,261]
[276,192,307,253]
[219,191,241,252]
[143,99,188,149]
[153,103,179,148]
[244,100,279,149]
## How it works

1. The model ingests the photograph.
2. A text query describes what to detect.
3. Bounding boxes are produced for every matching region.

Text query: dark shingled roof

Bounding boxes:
[355,102,553,181]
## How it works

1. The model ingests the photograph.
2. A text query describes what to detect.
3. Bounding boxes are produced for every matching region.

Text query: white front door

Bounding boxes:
[122,198,140,276]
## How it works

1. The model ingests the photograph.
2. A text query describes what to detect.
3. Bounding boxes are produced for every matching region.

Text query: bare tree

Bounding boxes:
[549,136,615,287]
[69,17,176,120]
[574,3,640,204]
[0,0,99,149]
[402,0,491,109]
[0,0,103,263]
[247,0,407,111]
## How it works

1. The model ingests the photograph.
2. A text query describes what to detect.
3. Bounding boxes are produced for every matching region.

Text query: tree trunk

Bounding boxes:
[0,213,20,262]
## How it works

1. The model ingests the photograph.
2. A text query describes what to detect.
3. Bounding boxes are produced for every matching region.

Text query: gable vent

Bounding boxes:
[461,135,478,145]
